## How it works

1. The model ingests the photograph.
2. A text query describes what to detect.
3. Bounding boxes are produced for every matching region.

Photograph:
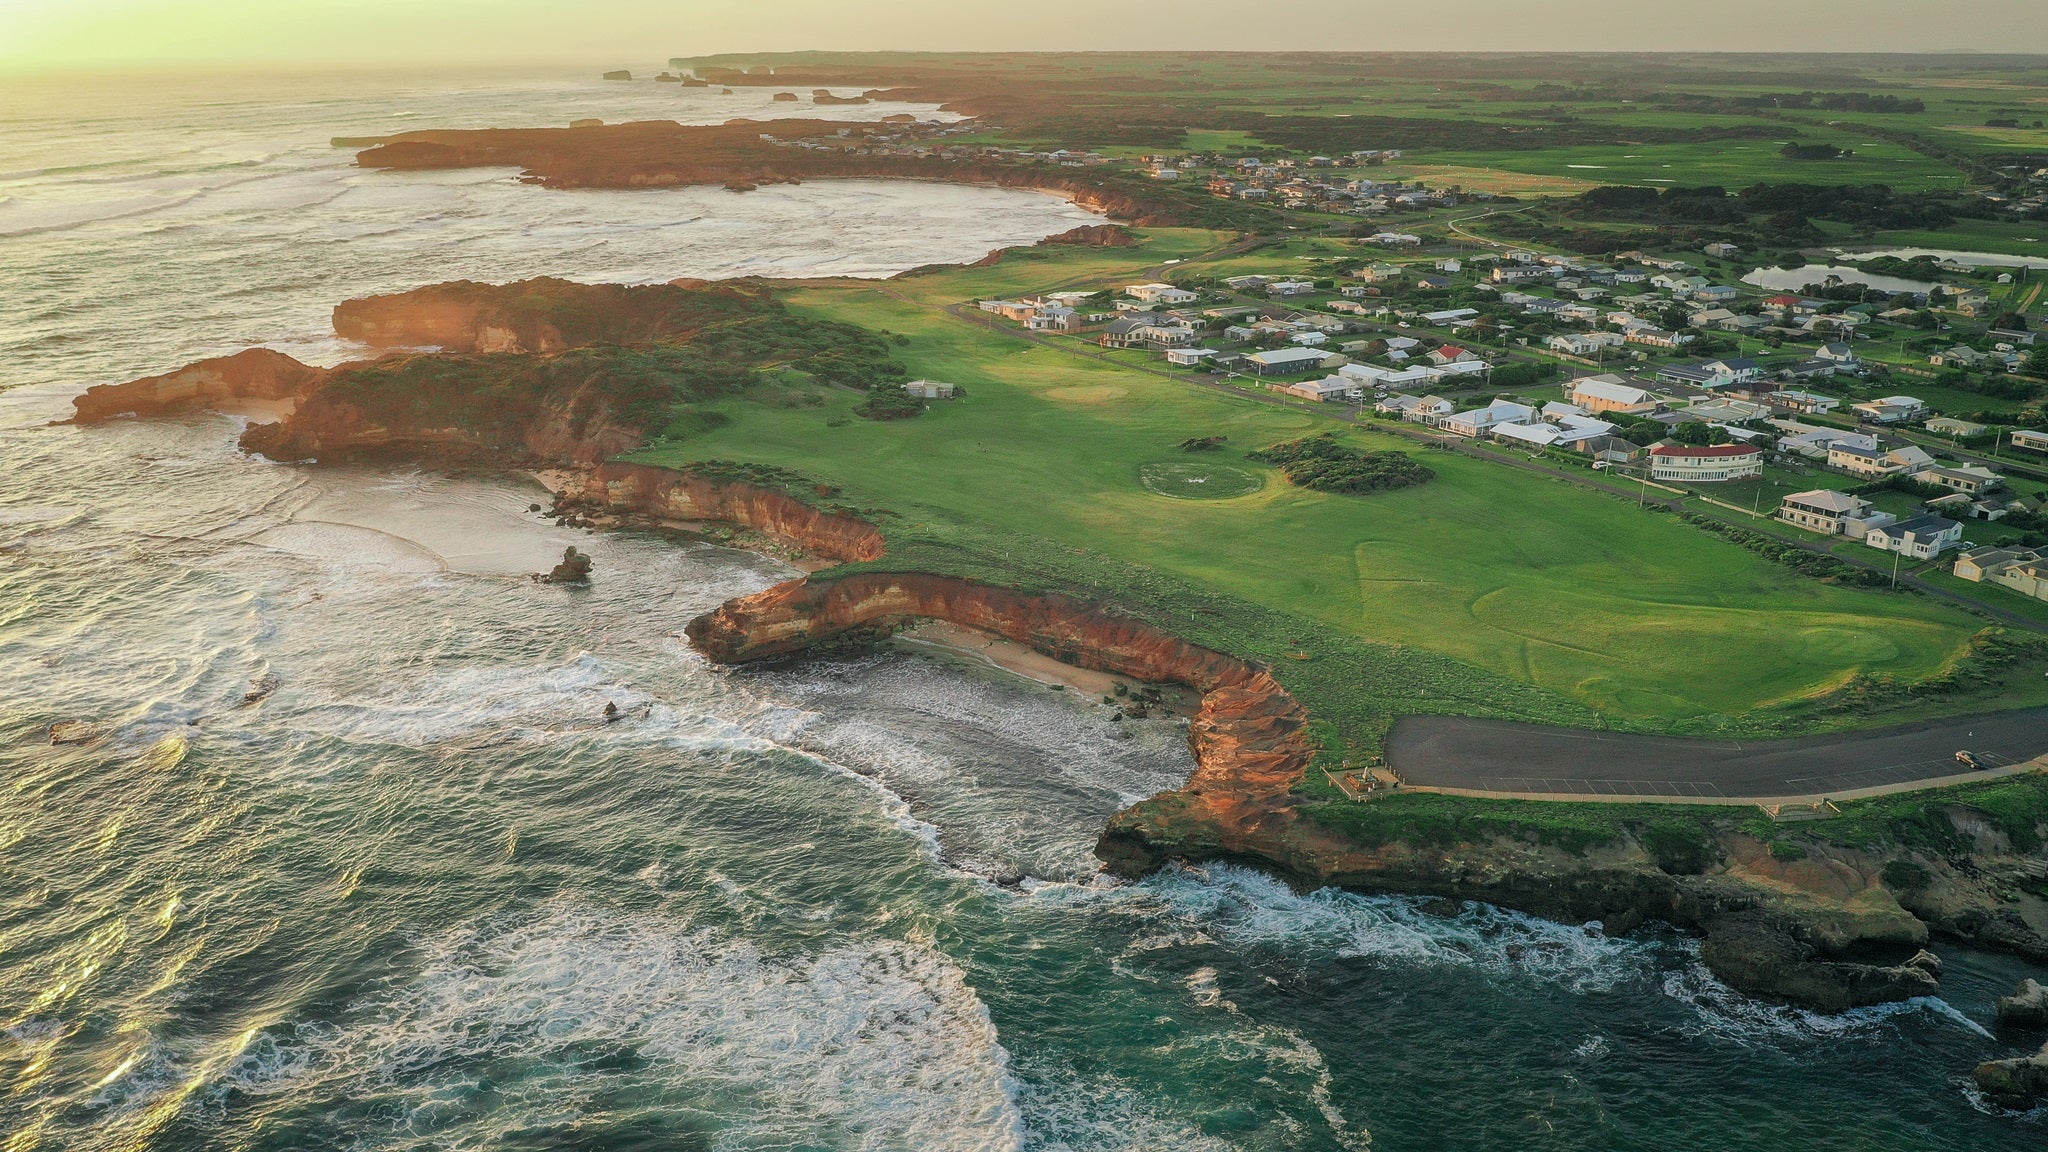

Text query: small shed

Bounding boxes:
[903,380,958,400]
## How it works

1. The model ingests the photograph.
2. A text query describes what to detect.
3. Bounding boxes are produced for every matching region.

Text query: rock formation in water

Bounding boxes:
[64,348,332,424]
[2001,979,2048,1028]
[541,546,593,584]
[1976,1041,2048,1110]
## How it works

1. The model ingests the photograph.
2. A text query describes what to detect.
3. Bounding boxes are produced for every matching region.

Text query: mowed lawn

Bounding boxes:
[635,253,1995,726]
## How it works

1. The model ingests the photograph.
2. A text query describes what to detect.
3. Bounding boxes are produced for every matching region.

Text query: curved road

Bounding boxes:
[1387,709,2048,800]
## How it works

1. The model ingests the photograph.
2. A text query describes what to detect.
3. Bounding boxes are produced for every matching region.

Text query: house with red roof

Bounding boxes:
[1426,344,1477,366]
[1648,442,1763,483]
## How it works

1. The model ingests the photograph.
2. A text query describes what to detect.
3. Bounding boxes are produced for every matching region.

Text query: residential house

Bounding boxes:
[1828,440,1934,477]
[1421,308,1481,326]
[1124,283,1199,306]
[1693,285,1740,304]
[1275,376,1359,403]
[1866,515,1964,559]
[1241,347,1334,376]
[1851,395,1927,424]
[1704,242,1741,259]
[903,380,958,399]
[1401,394,1456,424]
[1491,265,1554,284]
[1267,280,1317,298]
[1493,422,1563,449]
[1768,390,1840,415]
[1441,400,1538,438]
[2011,429,2048,454]
[978,299,1039,322]
[1026,305,1080,331]
[1776,489,1894,537]
[1165,348,1219,367]
[1571,375,1661,415]
[1702,358,1764,384]
[1289,331,1331,347]
[1954,546,2048,602]
[1625,327,1694,349]
[1648,443,1763,483]
[1926,417,1991,438]
[1427,344,1477,367]
[1814,342,1861,367]
[1919,464,2004,495]
[1548,332,1626,356]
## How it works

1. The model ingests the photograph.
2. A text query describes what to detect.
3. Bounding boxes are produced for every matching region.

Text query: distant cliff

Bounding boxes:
[350,120,1228,228]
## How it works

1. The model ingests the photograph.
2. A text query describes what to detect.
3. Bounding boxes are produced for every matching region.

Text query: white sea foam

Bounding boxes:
[209,900,1026,1151]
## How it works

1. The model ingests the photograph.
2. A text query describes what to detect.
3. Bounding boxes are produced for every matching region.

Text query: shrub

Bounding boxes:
[1638,817,1718,875]
[1881,859,1933,892]
[1249,433,1435,495]
[1767,840,1808,862]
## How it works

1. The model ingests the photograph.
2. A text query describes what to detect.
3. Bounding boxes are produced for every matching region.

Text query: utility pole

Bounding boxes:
[1891,546,1903,590]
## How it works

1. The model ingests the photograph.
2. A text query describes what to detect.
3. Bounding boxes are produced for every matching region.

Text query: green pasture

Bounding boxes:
[629,236,2048,740]
[1423,140,1963,191]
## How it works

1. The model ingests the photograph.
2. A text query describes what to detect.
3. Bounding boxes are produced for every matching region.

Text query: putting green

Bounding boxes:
[1139,461,1265,500]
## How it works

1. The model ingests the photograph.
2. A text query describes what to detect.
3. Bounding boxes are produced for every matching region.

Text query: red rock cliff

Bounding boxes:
[552,463,887,564]
[685,570,1315,842]
[65,348,332,425]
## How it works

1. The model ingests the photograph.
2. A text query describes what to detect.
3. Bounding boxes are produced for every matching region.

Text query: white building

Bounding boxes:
[1124,282,1199,306]
[1866,516,1963,559]
[1647,443,1762,483]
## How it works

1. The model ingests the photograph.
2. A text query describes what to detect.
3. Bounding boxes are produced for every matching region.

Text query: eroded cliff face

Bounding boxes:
[684,569,1317,839]
[551,463,886,563]
[65,348,333,425]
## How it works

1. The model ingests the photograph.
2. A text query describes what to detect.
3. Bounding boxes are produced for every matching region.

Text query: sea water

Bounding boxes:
[0,67,2043,1151]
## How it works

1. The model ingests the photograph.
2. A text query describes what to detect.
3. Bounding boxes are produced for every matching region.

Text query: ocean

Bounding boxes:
[0,67,2042,1151]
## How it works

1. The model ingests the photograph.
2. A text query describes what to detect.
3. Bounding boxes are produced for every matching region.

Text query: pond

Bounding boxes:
[1840,246,2048,270]
[1740,263,1938,294]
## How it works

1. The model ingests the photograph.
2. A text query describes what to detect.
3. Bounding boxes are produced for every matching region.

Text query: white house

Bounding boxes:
[1850,395,1927,425]
[1866,515,1964,559]
[1776,489,1893,537]
[1124,283,1199,306]
[1267,280,1318,298]
[1165,348,1219,367]
[1441,400,1538,438]
[1647,443,1763,483]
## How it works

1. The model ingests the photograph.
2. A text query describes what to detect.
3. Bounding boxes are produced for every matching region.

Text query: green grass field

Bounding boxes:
[628,231,2048,750]
[1424,139,1963,191]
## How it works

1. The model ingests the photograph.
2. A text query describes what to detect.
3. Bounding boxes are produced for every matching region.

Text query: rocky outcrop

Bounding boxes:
[541,546,593,584]
[1975,1041,2048,1110]
[1039,223,1138,247]
[551,463,886,564]
[1698,917,1939,1012]
[2000,979,2048,1029]
[331,278,777,354]
[65,348,331,424]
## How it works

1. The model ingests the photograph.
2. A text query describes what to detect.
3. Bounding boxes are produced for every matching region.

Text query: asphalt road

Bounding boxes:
[1386,708,2048,799]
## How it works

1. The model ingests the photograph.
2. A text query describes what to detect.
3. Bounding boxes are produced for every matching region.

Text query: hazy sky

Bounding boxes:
[2,0,2044,70]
